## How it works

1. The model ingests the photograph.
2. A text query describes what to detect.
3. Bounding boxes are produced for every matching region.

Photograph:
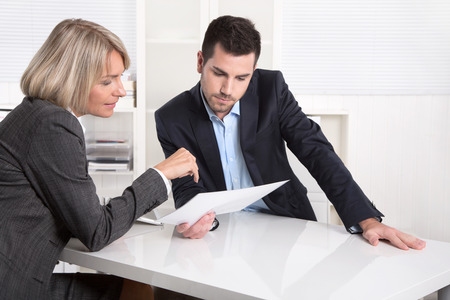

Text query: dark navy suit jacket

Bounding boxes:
[155,69,383,230]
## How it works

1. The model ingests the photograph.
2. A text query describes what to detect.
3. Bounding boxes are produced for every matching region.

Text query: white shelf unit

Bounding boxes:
[79,109,138,200]
[144,0,205,169]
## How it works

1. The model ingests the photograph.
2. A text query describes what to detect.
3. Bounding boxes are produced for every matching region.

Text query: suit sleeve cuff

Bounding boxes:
[346,216,383,234]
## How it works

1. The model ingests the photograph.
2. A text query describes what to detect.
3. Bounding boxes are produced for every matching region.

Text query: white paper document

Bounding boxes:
[157,180,289,225]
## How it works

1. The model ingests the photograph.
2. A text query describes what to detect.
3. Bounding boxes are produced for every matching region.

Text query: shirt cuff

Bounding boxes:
[347,216,383,234]
[151,167,171,196]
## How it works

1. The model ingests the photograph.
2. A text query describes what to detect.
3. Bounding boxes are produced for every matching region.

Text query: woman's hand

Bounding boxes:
[154,148,199,183]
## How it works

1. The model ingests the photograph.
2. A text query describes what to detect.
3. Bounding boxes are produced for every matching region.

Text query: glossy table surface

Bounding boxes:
[60,211,450,300]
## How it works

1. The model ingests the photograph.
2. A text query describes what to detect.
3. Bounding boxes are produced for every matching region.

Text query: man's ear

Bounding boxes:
[197,51,204,73]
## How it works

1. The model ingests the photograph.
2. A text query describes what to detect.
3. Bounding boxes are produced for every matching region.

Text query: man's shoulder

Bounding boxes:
[253,68,282,78]
[249,69,286,93]
[251,69,284,84]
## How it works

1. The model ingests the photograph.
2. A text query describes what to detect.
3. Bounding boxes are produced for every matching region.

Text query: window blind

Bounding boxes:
[0,0,136,82]
[280,0,450,94]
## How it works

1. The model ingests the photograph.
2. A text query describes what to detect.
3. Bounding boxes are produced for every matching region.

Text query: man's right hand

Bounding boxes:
[176,212,216,239]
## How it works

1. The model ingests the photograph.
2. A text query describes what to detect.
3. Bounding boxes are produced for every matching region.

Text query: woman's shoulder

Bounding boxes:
[18,97,82,135]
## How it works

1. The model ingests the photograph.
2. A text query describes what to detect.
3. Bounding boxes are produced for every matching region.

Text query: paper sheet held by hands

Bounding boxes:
[157,180,289,225]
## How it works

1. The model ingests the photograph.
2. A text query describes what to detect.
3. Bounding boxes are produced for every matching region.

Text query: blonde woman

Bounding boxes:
[0,19,198,299]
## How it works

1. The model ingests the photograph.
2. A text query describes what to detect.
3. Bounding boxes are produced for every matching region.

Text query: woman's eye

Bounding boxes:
[101,80,112,86]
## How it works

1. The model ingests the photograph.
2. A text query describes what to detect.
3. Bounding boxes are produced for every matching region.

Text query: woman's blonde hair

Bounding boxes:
[20,18,130,114]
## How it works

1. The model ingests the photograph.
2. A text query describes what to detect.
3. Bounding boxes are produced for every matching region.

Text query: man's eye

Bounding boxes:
[237,77,246,81]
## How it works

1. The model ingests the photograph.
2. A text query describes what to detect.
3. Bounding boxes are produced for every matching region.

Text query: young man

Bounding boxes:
[155,15,425,250]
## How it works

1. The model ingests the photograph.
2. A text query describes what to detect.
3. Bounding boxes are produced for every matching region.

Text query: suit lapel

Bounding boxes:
[239,78,264,186]
[189,85,227,190]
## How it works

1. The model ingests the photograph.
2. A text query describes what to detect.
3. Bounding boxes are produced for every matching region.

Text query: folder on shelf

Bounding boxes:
[85,132,133,172]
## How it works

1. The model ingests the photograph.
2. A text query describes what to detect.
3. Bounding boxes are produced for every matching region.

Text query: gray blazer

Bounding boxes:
[0,97,167,299]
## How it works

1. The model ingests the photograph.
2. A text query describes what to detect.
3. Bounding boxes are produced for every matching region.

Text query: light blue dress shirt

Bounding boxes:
[201,89,271,213]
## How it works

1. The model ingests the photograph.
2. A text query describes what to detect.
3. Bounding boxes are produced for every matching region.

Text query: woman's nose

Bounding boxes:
[116,81,127,97]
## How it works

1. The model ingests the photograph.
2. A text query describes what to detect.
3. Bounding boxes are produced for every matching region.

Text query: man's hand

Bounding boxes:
[359,218,426,250]
[154,148,199,183]
[176,212,216,239]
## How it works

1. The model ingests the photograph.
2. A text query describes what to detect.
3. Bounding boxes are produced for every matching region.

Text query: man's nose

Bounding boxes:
[220,79,233,96]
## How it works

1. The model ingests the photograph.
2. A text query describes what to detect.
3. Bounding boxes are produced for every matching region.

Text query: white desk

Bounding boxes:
[60,211,450,300]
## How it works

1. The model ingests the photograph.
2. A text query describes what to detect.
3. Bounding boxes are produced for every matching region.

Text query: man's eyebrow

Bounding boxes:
[212,66,252,78]
[212,66,227,74]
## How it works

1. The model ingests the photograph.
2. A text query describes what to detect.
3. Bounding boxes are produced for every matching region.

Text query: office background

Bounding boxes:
[0,0,449,242]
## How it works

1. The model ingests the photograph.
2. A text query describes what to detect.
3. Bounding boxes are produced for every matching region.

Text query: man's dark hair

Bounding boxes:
[201,15,261,67]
